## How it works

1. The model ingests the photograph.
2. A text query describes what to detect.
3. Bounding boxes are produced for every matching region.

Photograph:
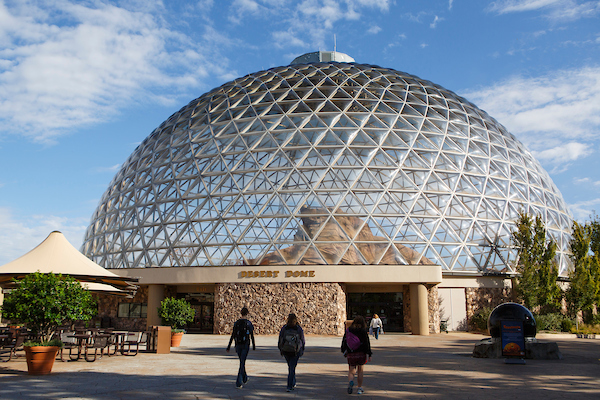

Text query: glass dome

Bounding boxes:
[82,59,572,274]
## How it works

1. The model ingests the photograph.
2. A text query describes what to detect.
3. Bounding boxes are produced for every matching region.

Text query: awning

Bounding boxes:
[0,231,138,295]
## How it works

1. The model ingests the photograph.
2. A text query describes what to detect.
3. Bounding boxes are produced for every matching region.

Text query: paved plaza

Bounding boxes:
[1,332,599,399]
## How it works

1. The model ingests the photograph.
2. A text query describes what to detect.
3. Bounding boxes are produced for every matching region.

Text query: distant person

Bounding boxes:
[369,314,384,339]
[278,313,305,392]
[226,307,256,388]
[341,316,372,395]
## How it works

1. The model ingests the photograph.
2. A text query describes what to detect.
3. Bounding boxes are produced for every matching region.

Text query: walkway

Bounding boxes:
[1,332,599,399]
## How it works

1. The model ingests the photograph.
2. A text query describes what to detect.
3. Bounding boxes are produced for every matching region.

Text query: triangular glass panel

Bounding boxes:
[298,244,328,265]
[402,150,430,169]
[352,169,385,190]
[317,130,345,147]
[237,219,269,243]
[349,129,378,147]
[410,196,440,216]
[334,148,364,168]
[388,191,418,213]
[205,245,234,266]
[315,168,347,190]
[394,218,426,242]
[338,243,368,265]
[423,173,450,192]
[336,192,370,215]
[370,192,401,215]
[351,191,382,213]
[281,169,311,190]
[314,216,350,242]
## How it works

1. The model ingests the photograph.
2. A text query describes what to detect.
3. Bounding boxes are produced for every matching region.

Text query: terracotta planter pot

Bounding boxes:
[24,346,59,375]
[171,332,184,347]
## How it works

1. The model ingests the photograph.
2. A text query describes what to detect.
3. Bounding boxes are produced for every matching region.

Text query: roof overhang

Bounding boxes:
[110,264,442,285]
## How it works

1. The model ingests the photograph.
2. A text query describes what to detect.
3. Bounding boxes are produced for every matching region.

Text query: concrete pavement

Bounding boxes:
[1,332,599,399]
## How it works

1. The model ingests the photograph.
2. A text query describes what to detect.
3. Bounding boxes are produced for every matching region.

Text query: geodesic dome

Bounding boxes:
[82,56,572,275]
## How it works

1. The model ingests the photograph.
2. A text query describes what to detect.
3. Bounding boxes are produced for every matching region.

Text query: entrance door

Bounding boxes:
[347,292,404,332]
[177,293,214,333]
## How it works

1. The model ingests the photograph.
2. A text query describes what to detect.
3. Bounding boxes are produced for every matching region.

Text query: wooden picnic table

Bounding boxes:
[67,333,92,361]
[110,331,129,355]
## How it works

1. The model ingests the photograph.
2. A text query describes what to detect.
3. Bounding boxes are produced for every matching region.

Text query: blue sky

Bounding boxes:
[0,0,599,264]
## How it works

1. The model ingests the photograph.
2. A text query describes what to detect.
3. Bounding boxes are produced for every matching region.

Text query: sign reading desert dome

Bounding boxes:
[238,270,316,279]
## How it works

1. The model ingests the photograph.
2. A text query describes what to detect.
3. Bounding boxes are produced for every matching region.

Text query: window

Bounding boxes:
[118,303,147,318]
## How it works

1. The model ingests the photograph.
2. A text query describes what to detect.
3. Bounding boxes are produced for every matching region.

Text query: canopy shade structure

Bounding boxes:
[0,231,138,295]
[81,282,130,297]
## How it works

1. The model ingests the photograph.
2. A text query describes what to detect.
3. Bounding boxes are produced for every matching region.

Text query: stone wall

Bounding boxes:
[465,287,513,324]
[93,286,149,331]
[214,282,346,335]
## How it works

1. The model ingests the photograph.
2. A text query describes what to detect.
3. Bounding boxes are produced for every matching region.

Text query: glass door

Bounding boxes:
[346,292,404,332]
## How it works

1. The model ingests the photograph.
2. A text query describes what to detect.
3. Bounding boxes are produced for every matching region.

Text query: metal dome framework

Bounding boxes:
[82,61,572,274]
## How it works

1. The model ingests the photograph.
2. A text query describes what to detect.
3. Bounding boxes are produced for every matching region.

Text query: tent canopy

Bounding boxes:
[0,231,137,295]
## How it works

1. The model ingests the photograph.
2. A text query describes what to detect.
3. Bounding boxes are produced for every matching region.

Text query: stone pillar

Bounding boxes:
[0,289,3,324]
[410,283,429,335]
[146,284,165,329]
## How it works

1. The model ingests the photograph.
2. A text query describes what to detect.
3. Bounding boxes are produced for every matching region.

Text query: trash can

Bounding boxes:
[152,326,171,354]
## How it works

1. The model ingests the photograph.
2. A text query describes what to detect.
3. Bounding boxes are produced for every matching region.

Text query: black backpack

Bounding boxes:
[280,327,301,354]
[233,319,250,345]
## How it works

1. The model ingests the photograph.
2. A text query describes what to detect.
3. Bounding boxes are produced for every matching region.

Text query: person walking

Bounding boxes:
[278,313,305,392]
[369,314,384,339]
[226,307,256,388]
[341,316,372,395]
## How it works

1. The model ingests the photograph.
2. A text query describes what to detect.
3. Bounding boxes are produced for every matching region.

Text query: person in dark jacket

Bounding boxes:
[341,316,372,395]
[278,313,306,392]
[226,307,256,388]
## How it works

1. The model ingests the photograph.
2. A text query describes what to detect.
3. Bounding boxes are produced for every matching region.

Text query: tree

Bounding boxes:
[0,272,97,343]
[158,297,195,332]
[566,220,600,321]
[511,212,562,313]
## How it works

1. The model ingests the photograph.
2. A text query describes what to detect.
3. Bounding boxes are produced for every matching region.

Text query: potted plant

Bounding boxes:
[0,272,97,374]
[157,297,195,347]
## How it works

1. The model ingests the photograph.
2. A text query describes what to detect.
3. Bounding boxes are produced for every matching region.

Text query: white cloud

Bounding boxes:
[449,0,454,10]
[0,207,88,265]
[95,164,122,173]
[568,197,600,221]
[463,66,600,165]
[533,142,593,163]
[232,1,391,50]
[430,15,443,28]
[0,1,230,143]
[367,25,382,34]
[229,0,266,24]
[488,0,600,21]
[489,0,563,13]
[574,177,591,184]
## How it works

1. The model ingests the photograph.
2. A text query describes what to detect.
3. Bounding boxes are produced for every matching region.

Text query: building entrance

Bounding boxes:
[347,292,404,332]
[177,293,214,333]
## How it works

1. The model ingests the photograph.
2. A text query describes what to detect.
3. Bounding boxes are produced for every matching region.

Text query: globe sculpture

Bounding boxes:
[82,53,572,275]
[488,302,536,338]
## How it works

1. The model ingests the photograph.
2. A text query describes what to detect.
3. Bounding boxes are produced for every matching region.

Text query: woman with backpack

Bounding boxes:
[278,313,305,392]
[341,316,372,395]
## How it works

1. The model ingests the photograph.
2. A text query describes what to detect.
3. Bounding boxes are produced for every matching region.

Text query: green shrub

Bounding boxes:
[571,323,600,335]
[470,307,492,333]
[534,313,565,331]
[560,318,574,332]
[587,313,600,326]
[24,338,64,348]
